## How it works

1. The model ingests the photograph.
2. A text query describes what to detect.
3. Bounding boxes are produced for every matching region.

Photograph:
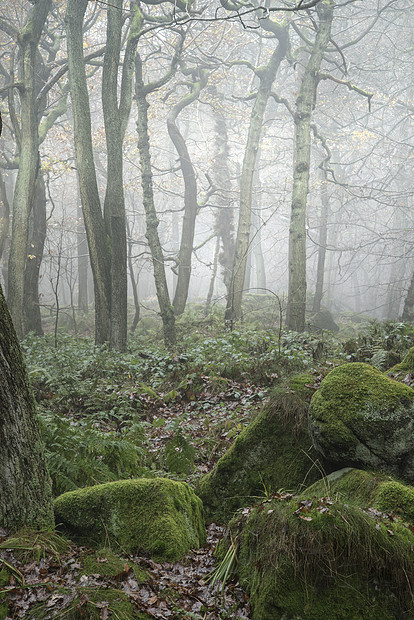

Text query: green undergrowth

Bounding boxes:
[29,586,149,619]
[39,410,145,496]
[0,528,72,564]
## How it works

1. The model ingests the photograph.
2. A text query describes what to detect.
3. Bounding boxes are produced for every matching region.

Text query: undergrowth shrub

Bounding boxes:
[39,411,145,496]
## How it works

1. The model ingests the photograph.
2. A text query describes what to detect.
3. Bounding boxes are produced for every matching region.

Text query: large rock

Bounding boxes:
[308,309,339,333]
[54,478,206,561]
[228,489,414,619]
[309,362,414,481]
[196,375,329,523]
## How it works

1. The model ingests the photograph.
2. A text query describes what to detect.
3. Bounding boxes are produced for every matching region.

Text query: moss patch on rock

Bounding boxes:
[304,467,414,523]
[389,346,414,376]
[309,362,414,481]
[196,375,329,523]
[230,494,414,619]
[54,478,206,561]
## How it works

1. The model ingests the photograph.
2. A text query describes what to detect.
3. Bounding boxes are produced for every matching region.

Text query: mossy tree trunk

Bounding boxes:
[167,67,209,316]
[0,282,53,530]
[213,110,234,297]
[134,35,184,346]
[312,167,329,313]
[6,0,52,338]
[225,24,288,324]
[66,0,111,345]
[286,0,333,332]
[66,0,138,349]
[24,171,46,335]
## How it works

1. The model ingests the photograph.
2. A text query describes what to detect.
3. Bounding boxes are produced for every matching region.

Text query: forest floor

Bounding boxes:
[1,376,259,619]
[4,314,408,618]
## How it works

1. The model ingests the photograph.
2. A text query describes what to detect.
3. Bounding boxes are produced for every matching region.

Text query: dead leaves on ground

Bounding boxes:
[0,524,250,619]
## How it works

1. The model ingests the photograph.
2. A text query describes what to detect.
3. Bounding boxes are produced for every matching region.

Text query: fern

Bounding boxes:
[165,431,195,474]
[39,411,144,496]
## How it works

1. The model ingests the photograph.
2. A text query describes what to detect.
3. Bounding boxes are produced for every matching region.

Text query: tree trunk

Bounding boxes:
[213,111,234,295]
[102,0,127,351]
[205,234,220,314]
[0,169,10,263]
[168,68,208,315]
[225,27,287,323]
[135,52,176,346]
[402,270,414,322]
[312,168,329,313]
[0,282,53,530]
[24,171,46,335]
[66,0,111,345]
[77,198,89,313]
[7,0,52,338]
[286,0,334,332]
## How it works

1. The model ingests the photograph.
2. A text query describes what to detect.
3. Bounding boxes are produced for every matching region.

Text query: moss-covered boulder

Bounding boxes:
[309,362,414,482]
[54,478,205,561]
[230,494,414,619]
[196,375,329,523]
[305,467,414,523]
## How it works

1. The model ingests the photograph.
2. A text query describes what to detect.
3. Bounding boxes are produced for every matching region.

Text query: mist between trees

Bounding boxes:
[0,0,413,349]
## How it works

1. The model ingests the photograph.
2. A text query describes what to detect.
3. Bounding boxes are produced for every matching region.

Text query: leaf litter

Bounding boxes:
[0,524,250,618]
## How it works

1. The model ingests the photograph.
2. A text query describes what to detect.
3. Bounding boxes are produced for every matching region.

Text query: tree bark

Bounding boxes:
[77,198,89,313]
[286,0,333,331]
[225,26,288,323]
[213,111,234,296]
[7,0,52,338]
[135,51,176,346]
[24,171,46,335]
[0,282,53,530]
[312,168,329,313]
[402,270,414,322]
[66,0,111,345]
[102,0,127,351]
[168,68,208,315]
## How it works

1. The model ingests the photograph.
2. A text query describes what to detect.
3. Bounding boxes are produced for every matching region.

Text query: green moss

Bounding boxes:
[375,480,414,522]
[309,363,414,477]
[304,468,387,506]
[389,346,414,375]
[54,478,205,561]
[304,468,414,524]
[81,548,147,582]
[196,381,329,523]
[0,600,7,620]
[30,586,150,619]
[231,496,414,619]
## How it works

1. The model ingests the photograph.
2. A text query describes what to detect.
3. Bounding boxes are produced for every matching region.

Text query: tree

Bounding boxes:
[134,29,185,346]
[286,0,333,331]
[225,19,288,323]
[168,64,209,315]
[0,113,53,527]
[2,0,52,338]
[66,0,139,350]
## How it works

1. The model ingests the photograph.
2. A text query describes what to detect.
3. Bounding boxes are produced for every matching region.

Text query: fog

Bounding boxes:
[0,0,413,344]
